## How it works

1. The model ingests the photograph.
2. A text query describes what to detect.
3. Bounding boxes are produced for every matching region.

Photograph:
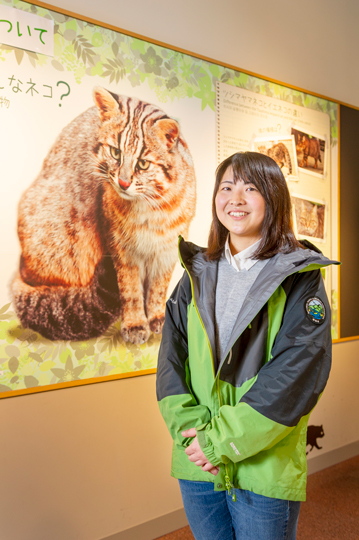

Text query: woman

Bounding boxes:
[156,151,338,540]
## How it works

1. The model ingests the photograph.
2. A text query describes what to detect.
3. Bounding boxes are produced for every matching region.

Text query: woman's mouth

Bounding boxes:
[228,211,248,217]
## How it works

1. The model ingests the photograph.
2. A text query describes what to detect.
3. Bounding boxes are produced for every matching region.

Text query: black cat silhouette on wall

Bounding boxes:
[306,425,325,455]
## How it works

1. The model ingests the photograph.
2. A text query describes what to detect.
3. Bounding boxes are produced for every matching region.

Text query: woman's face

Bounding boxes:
[215,166,266,253]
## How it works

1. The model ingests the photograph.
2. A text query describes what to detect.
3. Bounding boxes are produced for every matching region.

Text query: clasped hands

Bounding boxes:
[181,427,219,476]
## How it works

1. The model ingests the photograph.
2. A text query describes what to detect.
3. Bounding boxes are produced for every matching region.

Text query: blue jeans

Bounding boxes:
[179,480,301,540]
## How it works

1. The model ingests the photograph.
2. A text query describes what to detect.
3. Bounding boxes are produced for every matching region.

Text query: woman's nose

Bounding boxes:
[230,194,245,205]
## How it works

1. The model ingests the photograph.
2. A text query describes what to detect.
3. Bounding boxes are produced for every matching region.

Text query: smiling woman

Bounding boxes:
[157,151,339,540]
[207,151,301,261]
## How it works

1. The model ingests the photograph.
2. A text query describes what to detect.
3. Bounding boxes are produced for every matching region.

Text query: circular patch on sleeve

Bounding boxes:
[305,297,326,325]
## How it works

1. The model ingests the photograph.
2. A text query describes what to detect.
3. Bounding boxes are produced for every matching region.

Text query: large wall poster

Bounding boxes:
[0,0,339,398]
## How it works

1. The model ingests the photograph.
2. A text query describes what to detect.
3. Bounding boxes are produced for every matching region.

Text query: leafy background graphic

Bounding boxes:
[0,0,339,395]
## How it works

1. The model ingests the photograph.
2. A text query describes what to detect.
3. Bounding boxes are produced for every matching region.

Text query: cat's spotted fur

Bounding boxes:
[12,88,196,344]
[257,142,292,175]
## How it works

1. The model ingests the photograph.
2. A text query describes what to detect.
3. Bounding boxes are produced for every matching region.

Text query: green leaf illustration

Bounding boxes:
[140,46,163,76]
[0,312,16,320]
[72,35,96,66]
[63,29,77,41]
[14,48,24,65]
[15,329,37,343]
[0,303,12,315]
[102,58,126,83]
[5,345,20,358]
[194,74,216,111]
[8,356,19,374]
[111,41,119,57]
[51,355,85,382]
[52,12,68,23]
[29,352,43,363]
[24,375,39,388]
[51,59,65,71]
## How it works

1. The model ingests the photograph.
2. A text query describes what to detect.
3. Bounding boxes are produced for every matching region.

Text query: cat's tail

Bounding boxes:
[11,257,121,341]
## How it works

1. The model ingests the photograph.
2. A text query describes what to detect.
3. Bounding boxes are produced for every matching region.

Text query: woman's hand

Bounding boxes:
[181,428,219,476]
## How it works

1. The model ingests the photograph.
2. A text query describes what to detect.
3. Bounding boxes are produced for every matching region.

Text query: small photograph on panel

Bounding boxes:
[251,135,298,180]
[291,126,326,178]
[292,195,326,243]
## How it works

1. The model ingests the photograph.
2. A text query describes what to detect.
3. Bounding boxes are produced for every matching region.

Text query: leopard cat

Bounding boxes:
[11,88,196,344]
[257,142,292,175]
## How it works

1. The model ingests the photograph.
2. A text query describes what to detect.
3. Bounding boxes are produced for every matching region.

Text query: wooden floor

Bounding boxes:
[155,454,359,540]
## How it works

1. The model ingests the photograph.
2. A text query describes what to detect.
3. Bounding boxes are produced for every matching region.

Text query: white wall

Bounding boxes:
[1,1,359,539]
[44,0,359,109]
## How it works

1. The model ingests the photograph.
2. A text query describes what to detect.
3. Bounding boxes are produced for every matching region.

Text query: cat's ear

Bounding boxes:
[154,119,179,150]
[93,87,123,122]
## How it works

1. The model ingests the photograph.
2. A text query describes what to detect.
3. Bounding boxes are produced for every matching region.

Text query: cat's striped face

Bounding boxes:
[93,88,189,208]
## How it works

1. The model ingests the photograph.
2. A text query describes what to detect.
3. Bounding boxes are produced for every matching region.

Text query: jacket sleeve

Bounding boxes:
[156,271,212,446]
[197,269,332,466]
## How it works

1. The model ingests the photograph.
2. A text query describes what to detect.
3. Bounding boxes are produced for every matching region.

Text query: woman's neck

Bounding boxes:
[229,235,261,256]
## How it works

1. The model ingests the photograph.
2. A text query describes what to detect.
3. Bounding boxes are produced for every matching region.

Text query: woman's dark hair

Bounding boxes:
[206,151,302,260]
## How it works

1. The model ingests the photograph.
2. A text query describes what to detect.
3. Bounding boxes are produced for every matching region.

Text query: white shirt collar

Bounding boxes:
[224,237,261,271]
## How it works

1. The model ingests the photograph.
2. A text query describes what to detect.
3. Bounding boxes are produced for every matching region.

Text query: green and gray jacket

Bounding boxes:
[156,238,339,501]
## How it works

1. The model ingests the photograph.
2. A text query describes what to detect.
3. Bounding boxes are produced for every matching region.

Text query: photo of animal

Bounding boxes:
[291,128,325,173]
[11,88,196,344]
[257,142,292,175]
[292,197,325,240]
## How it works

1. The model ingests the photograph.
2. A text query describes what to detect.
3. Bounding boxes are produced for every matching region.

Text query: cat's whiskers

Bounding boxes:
[140,192,166,213]
[146,188,168,204]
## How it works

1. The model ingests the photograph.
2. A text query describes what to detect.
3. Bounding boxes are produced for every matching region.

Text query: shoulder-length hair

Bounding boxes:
[206,151,301,260]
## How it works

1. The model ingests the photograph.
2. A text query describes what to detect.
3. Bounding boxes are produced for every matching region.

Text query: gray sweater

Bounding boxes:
[215,255,268,362]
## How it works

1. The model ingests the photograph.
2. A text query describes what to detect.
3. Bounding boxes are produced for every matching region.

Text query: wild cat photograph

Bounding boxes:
[292,195,326,242]
[291,126,326,178]
[11,87,196,345]
[252,135,298,179]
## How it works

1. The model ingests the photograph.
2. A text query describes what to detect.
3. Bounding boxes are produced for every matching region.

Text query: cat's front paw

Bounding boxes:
[149,315,165,334]
[121,322,150,344]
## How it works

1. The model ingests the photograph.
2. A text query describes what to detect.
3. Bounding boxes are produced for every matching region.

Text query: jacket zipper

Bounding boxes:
[216,367,237,501]
[178,238,236,500]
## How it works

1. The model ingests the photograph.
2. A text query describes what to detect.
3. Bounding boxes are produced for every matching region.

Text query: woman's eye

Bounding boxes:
[137,159,150,171]
[110,146,120,160]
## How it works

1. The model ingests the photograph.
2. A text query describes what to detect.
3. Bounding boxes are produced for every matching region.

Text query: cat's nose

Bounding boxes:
[119,177,132,190]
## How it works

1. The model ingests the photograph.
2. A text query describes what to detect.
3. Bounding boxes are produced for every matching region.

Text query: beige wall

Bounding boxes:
[1,1,359,539]
[43,0,359,108]
[2,343,359,540]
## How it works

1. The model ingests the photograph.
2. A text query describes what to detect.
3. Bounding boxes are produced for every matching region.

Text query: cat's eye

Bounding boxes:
[137,159,150,171]
[110,146,120,160]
